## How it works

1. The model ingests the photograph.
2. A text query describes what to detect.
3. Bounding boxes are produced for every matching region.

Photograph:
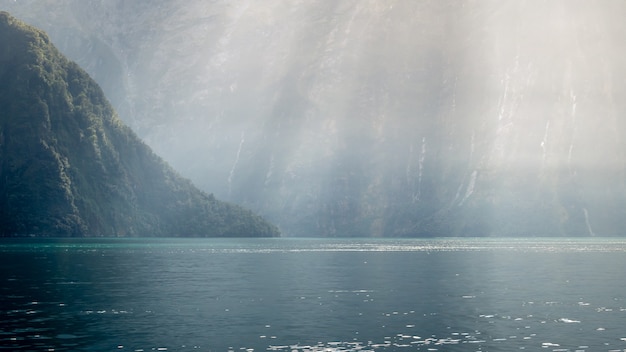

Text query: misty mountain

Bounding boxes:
[4,1,626,236]
[0,12,279,237]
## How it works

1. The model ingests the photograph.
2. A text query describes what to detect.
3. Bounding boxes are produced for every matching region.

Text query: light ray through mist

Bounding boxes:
[5,0,626,236]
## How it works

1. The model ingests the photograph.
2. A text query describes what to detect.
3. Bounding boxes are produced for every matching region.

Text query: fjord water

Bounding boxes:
[2,238,626,351]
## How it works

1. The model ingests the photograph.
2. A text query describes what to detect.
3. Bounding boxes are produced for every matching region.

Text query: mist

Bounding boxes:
[4,0,626,236]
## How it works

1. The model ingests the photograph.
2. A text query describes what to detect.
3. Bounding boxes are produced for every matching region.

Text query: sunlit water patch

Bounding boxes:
[2,238,626,351]
[4,237,626,254]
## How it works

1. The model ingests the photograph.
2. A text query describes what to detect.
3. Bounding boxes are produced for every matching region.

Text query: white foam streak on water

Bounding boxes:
[558,318,581,323]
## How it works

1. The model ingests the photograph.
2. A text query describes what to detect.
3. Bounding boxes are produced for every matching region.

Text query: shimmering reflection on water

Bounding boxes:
[2,238,626,351]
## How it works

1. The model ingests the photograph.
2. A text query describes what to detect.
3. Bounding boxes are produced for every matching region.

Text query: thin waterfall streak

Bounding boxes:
[264,154,275,186]
[451,77,458,115]
[498,74,510,121]
[452,179,464,206]
[567,144,574,167]
[541,120,550,164]
[414,137,426,202]
[583,208,596,236]
[570,90,577,116]
[568,90,577,168]
[228,131,245,197]
[469,131,475,164]
[406,142,414,187]
[459,170,477,206]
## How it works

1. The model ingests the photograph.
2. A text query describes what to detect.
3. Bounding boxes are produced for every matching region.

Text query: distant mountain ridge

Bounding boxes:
[0,12,280,237]
[4,2,626,237]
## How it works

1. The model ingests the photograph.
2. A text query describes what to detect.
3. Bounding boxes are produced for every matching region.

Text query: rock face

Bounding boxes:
[4,1,626,236]
[0,12,280,237]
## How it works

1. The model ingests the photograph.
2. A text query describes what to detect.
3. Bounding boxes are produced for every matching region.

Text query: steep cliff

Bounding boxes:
[4,1,626,236]
[0,12,279,237]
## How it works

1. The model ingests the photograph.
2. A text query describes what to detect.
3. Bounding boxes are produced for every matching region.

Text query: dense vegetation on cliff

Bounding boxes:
[0,12,280,237]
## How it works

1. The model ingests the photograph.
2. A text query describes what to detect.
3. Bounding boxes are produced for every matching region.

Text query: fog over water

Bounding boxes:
[3,1,626,236]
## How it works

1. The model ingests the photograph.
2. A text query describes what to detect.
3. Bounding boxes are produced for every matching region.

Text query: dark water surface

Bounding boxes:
[2,238,626,351]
